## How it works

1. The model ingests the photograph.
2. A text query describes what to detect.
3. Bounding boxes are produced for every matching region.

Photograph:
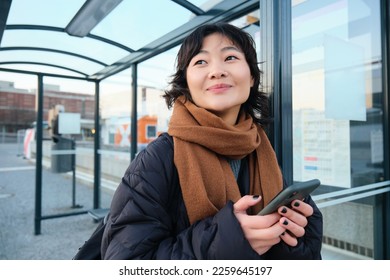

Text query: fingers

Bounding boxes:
[233,195,262,213]
[278,206,307,227]
[234,196,286,255]
[235,209,280,230]
[277,200,314,241]
[280,231,298,247]
[291,200,314,216]
[279,217,305,238]
[245,222,285,241]
[241,222,286,255]
[277,199,313,227]
[234,195,280,227]
[233,196,312,253]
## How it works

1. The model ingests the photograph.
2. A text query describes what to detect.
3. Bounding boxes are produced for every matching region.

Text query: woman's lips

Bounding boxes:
[207,84,232,93]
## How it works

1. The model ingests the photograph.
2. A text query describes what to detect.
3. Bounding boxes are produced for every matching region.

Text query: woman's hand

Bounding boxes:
[277,199,314,246]
[233,195,285,255]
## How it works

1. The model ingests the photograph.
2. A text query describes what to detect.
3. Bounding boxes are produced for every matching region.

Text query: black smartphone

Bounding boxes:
[257,179,321,215]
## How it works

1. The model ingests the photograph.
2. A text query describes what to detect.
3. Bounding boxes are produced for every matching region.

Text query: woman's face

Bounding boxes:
[186,33,253,125]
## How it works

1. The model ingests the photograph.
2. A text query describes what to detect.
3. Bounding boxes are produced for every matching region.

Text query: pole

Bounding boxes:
[34,74,43,235]
[71,138,82,208]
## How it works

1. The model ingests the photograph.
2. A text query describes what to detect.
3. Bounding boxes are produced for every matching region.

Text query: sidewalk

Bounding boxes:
[0,143,114,260]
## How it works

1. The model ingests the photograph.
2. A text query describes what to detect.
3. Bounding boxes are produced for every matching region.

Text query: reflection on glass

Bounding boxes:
[291,0,383,260]
[292,0,384,188]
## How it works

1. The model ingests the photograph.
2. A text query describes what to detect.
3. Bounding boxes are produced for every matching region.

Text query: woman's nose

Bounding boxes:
[208,64,228,79]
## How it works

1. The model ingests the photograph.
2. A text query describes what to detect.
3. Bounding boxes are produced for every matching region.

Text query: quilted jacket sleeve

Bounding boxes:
[100,134,261,260]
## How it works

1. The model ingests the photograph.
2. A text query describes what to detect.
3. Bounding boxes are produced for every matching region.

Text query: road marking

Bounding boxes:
[0,166,35,172]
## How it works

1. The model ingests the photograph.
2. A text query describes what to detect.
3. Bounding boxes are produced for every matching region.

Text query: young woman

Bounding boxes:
[101,23,323,259]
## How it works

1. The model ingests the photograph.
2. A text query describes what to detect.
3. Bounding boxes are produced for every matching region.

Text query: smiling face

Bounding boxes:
[186,33,254,125]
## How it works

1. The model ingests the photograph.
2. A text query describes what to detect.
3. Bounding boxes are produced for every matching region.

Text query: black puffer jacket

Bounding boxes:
[101,133,323,259]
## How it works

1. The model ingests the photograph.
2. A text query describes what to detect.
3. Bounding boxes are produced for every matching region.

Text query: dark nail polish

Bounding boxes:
[281,207,287,214]
[283,219,288,226]
[253,195,259,199]
[294,201,300,207]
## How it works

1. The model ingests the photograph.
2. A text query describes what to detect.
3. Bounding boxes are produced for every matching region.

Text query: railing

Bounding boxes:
[312,180,390,259]
[0,131,18,143]
[312,180,390,208]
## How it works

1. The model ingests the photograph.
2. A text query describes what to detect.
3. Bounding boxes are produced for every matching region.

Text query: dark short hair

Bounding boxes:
[163,22,269,126]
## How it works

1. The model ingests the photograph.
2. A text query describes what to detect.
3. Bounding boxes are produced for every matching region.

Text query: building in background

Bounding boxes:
[0,80,95,140]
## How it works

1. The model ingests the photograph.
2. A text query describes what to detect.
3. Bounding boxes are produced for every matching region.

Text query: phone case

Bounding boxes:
[258,179,321,215]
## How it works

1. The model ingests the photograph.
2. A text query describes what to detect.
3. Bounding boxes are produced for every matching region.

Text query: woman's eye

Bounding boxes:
[194,60,206,65]
[226,55,238,61]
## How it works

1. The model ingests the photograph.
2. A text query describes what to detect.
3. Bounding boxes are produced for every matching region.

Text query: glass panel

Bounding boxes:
[230,10,260,28]
[6,0,84,27]
[291,0,383,259]
[137,48,178,144]
[93,0,196,50]
[40,77,98,214]
[99,68,132,200]
[229,10,260,57]
[0,72,37,142]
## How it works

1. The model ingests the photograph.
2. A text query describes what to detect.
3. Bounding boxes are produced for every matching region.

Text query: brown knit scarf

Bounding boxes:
[168,96,283,225]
